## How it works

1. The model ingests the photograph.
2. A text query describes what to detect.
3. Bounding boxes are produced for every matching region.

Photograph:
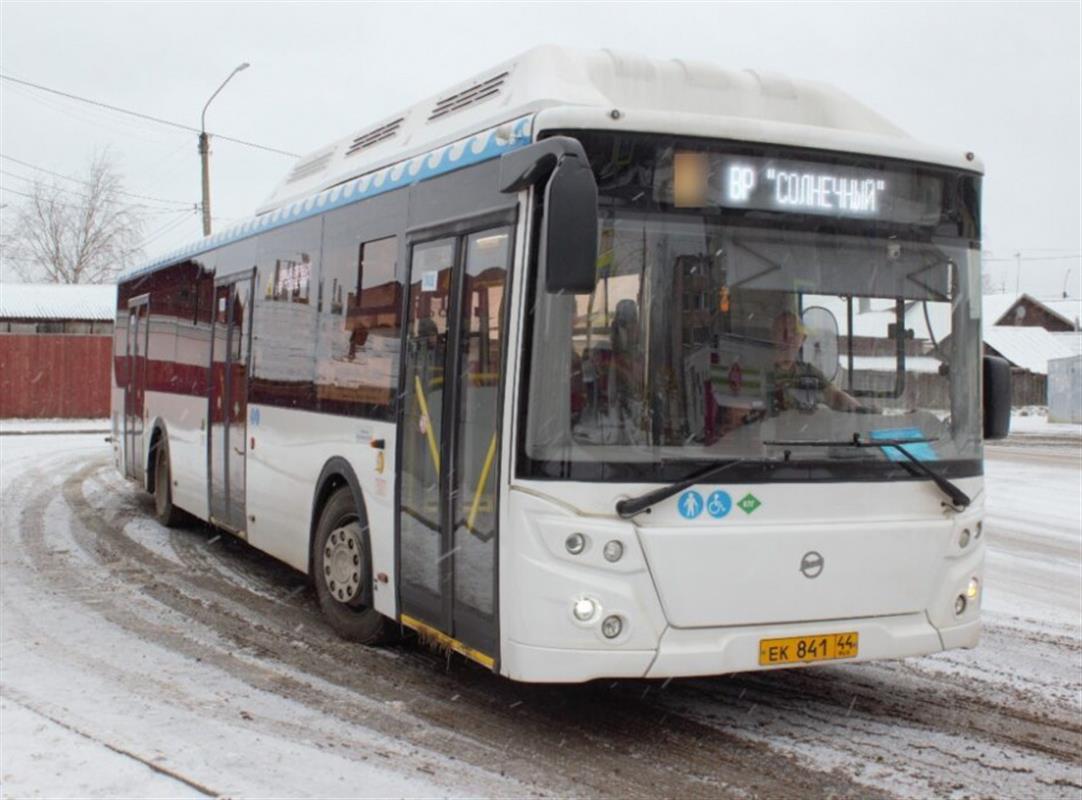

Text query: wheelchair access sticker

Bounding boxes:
[706,490,732,518]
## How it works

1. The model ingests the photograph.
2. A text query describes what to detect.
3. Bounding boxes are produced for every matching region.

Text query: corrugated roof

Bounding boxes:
[983,325,1074,374]
[0,283,117,321]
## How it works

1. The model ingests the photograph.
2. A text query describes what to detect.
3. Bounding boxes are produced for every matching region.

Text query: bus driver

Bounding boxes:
[767,309,864,415]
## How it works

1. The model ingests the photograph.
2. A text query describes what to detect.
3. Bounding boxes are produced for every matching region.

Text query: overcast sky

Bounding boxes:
[1,1,1079,296]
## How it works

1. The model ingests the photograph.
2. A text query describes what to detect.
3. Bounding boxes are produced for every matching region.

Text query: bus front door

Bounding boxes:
[397,227,512,667]
[208,274,253,535]
[124,297,149,482]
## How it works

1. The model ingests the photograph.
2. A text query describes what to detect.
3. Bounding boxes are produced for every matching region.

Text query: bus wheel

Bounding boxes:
[313,487,389,644]
[153,437,184,528]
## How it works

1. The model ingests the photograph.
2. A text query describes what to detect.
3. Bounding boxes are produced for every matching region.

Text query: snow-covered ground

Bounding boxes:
[0,418,110,435]
[1009,407,1082,438]
[1,424,1079,798]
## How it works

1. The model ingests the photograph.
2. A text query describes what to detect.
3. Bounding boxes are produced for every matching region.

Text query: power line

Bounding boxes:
[0,73,300,158]
[0,154,195,207]
[1,169,196,214]
[984,254,1082,262]
[132,209,199,252]
[0,184,192,217]
[5,81,188,150]
[0,172,197,215]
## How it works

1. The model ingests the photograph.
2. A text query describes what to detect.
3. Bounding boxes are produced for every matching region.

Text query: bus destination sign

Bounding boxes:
[726,163,886,215]
[669,151,944,225]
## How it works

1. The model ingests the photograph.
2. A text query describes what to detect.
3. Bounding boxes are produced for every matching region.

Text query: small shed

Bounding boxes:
[0,283,116,418]
[1048,355,1082,423]
[983,325,1074,407]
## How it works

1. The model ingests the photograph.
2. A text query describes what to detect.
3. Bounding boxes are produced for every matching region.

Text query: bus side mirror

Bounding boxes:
[983,355,1011,439]
[499,137,598,294]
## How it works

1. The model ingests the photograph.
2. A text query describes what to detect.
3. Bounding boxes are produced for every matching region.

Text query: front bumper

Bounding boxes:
[502,612,980,683]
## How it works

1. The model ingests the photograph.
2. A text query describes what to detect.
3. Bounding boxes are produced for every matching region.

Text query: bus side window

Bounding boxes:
[315,219,402,417]
[350,237,398,361]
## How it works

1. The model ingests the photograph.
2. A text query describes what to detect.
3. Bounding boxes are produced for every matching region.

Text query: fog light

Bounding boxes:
[603,540,624,562]
[601,615,623,639]
[954,595,967,615]
[966,577,980,600]
[565,533,586,555]
[959,528,971,548]
[572,598,597,621]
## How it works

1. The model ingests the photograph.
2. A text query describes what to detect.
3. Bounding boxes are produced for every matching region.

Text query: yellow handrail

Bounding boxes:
[466,433,498,533]
[413,374,441,475]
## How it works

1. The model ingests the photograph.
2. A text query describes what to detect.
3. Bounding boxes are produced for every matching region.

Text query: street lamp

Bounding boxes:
[199,62,249,237]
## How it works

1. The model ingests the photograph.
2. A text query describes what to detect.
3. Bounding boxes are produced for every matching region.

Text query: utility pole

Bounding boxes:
[199,131,212,236]
[199,62,249,237]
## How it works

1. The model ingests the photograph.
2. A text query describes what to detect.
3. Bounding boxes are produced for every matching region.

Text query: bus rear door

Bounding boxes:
[123,296,149,482]
[208,273,254,535]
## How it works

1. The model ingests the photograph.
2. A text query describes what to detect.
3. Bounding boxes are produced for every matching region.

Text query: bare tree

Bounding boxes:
[1,152,145,284]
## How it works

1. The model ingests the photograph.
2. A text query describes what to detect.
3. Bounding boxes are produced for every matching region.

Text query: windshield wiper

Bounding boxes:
[615,458,750,518]
[764,432,971,510]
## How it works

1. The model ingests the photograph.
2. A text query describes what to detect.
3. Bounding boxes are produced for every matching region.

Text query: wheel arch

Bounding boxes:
[145,417,169,493]
[308,457,372,580]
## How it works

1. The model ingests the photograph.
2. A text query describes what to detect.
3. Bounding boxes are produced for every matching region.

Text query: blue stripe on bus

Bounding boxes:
[122,115,534,280]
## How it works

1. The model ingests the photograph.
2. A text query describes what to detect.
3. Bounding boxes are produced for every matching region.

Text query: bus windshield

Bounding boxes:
[520,134,983,483]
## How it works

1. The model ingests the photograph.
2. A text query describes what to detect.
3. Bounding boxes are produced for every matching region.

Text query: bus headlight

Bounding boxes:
[958,528,971,549]
[572,597,597,621]
[603,540,624,562]
[954,595,967,615]
[966,577,980,600]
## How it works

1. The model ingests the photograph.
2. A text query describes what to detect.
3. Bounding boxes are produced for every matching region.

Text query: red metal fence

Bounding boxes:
[0,335,112,418]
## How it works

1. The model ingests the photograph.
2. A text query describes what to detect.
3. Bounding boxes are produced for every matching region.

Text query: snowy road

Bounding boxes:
[2,432,1079,798]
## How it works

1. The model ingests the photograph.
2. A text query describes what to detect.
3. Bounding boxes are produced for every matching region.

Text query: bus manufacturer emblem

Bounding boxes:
[800,551,824,579]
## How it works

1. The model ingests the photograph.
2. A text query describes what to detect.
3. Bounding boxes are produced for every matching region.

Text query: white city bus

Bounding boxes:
[112,47,1011,682]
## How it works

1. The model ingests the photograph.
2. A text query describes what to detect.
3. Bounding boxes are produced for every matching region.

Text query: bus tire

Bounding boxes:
[153,437,184,528]
[313,486,389,644]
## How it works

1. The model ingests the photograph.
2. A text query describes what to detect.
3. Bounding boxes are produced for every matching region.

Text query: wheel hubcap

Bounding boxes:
[324,522,363,604]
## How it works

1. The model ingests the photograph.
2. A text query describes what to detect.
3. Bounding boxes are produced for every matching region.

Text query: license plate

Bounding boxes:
[758,632,859,666]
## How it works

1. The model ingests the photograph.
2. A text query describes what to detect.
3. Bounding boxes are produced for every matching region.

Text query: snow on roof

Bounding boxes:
[979,293,1081,330]
[983,325,1074,374]
[1050,331,1082,356]
[840,355,944,374]
[1040,298,1082,330]
[0,283,117,321]
[980,294,1022,327]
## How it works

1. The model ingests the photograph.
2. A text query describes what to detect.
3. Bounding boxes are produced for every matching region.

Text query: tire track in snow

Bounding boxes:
[4,458,529,798]
[9,438,1078,799]
[9,450,885,799]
